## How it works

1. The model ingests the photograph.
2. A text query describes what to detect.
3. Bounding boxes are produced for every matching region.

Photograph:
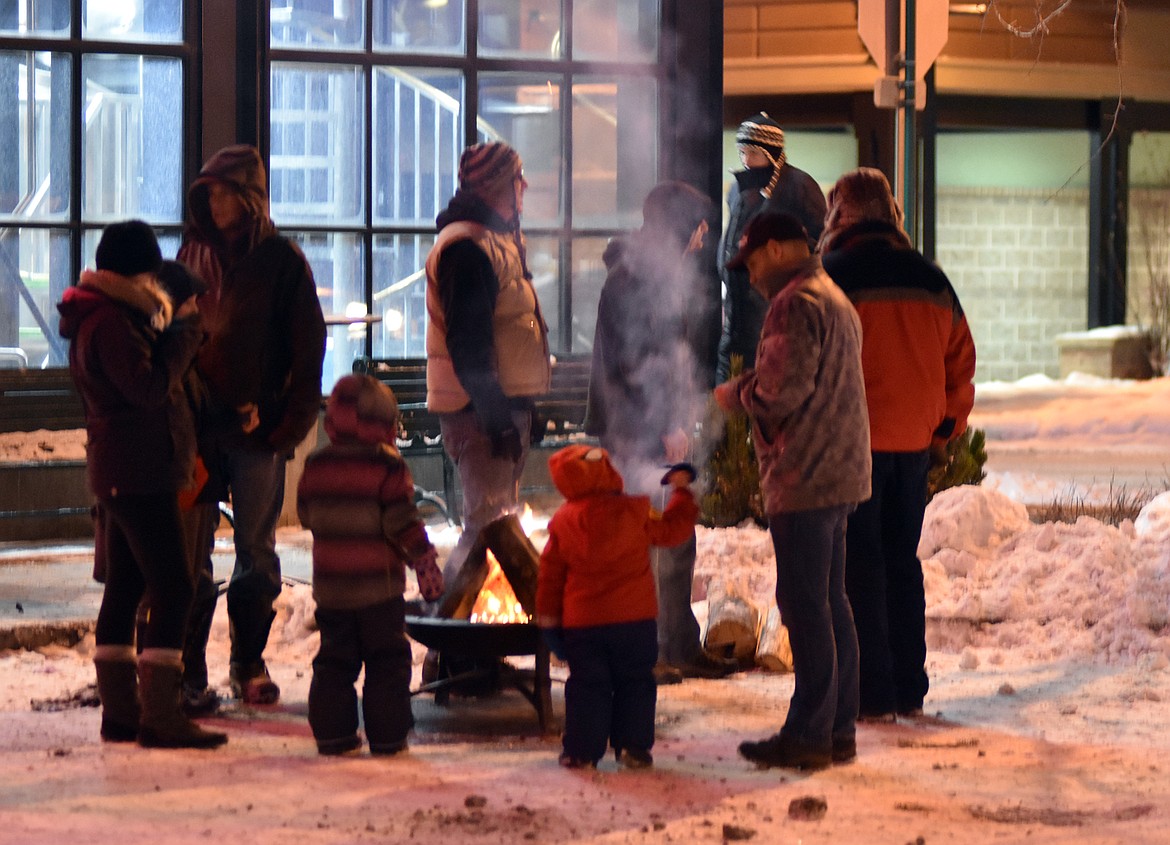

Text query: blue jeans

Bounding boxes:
[438,407,531,582]
[562,619,658,764]
[222,447,286,666]
[769,504,859,750]
[846,450,931,714]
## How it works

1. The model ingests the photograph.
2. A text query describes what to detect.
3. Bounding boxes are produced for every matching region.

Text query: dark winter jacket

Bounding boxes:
[822,220,977,452]
[722,256,872,515]
[57,269,203,497]
[178,145,326,455]
[717,164,827,381]
[584,233,709,465]
[297,442,435,610]
[423,190,549,435]
[536,444,698,631]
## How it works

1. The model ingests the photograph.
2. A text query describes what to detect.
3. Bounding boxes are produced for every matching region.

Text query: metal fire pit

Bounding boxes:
[404,615,555,733]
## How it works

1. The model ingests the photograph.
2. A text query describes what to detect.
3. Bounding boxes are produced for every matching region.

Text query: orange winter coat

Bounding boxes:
[822,221,976,452]
[536,445,699,630]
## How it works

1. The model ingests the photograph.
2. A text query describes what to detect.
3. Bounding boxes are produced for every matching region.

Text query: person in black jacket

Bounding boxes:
[58,221,226,749]
[716,113,827,381]
[585,181,738,684]
[178,145,326,705]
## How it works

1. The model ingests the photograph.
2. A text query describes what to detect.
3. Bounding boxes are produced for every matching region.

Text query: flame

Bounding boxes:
[518,502,547,535]
[469,550,530,624]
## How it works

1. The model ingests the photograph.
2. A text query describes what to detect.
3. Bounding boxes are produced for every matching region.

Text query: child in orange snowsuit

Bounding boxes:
[536,444,698,769]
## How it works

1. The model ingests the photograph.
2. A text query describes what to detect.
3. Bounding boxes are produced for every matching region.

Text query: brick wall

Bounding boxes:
[937,188,1088,382]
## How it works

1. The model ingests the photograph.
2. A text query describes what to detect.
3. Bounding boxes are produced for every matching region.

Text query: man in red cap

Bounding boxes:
[714,211,871,771]
[424,141,550,588]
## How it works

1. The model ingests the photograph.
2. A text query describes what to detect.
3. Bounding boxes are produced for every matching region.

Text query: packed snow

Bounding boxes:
[2,373,1170,843]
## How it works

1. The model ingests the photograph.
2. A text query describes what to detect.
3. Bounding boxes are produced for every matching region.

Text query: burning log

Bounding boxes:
[481,513,540,616]
[755,606,794,672]
[437,513,540,621]
[703,585,761,663]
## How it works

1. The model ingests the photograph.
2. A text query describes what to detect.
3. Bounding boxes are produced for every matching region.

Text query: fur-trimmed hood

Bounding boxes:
[58,269,172,339]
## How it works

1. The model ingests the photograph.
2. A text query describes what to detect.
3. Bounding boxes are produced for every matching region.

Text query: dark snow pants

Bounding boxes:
[562,619,658,764]
[310,596,414,753]
[845,449,932,715]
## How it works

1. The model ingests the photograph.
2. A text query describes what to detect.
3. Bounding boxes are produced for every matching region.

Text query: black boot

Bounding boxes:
[94,645,140,742]
[138,649,228,749]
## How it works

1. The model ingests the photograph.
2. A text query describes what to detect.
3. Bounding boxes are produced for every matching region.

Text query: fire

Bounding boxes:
[470,550,530,624]
[518,502,548,535]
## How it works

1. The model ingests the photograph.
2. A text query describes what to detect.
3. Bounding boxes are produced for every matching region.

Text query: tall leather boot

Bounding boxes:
[138,648,228,749]
[93,644,140,742]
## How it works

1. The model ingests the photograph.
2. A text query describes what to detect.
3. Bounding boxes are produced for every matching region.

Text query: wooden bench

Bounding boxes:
[352,354,594,523]
[0,369,86,434]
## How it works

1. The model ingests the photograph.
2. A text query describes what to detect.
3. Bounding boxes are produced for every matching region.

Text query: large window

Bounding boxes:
[0,0,190,369]
[270,0,663,391]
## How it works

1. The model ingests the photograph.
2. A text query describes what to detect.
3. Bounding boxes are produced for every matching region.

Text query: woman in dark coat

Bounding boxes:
[58,220,226,749]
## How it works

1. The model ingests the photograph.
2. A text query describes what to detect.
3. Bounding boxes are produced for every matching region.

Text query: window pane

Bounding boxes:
[0,51,71,222]
[83,0,183,43]
[372,233,434,359]
[479,73,562,227]
[526,234,561,353]
[286,230,363,394]
[373,0,465,54]
[0,0,70,35]
[1127,131,1170,367]
[271,0,363,50]
[574,0,657,61]
[479,0,561,58]
[81,55,183,223]
[0,226,72,368]
[373,68,461,227]
[271,62,364,226]
[568,236,609,354]
[572,75,656,230]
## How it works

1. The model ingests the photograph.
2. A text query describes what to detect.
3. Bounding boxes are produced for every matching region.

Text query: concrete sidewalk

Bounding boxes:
[0,529,315,650]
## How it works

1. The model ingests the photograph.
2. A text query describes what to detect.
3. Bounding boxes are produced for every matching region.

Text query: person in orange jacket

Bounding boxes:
[536,445,698,770]
[819,168,977,721]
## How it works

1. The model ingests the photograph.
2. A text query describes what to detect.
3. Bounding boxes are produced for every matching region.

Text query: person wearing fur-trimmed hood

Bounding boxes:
[57,220,226,749]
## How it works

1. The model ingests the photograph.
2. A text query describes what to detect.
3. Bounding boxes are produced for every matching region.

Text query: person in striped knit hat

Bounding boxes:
[716,112,827,381]
[424,141,550,591]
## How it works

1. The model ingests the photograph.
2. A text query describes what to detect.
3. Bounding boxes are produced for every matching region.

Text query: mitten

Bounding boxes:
[489,424,523,462]
[412,548,444,602]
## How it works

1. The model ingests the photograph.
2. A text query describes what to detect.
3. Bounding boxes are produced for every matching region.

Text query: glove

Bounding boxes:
[489,424,523,462]
[412,548,445,602]
[542,627,567,661]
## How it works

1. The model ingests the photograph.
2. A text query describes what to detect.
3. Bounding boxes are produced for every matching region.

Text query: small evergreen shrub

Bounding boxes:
[927,427,988,502]
[701,356,765,527]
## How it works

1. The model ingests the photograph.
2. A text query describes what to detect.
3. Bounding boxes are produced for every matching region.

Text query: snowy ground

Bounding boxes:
[3,374,1170,844]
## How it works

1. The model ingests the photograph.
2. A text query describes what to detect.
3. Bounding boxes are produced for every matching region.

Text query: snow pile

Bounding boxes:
[921,485,1170,664]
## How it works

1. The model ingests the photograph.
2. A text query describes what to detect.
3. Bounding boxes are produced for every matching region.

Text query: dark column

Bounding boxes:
[921,68,938,263]
[1088,100,1129,328]
[851,92,896,185]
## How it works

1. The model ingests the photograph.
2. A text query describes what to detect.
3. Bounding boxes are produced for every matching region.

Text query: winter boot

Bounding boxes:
[94,645,140,742]
[138,649,228,749]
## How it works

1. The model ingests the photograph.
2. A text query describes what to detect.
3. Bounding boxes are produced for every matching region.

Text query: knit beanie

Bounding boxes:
[458,142,522,201]
[156,260,207,305]
[736,112,785,160]
[324,374,400,446]
[94,220,163,277]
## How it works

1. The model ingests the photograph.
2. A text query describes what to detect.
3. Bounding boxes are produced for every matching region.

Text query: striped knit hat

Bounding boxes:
[736,112,785,160]
[458,142,523,201]
[736,112,787,198]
